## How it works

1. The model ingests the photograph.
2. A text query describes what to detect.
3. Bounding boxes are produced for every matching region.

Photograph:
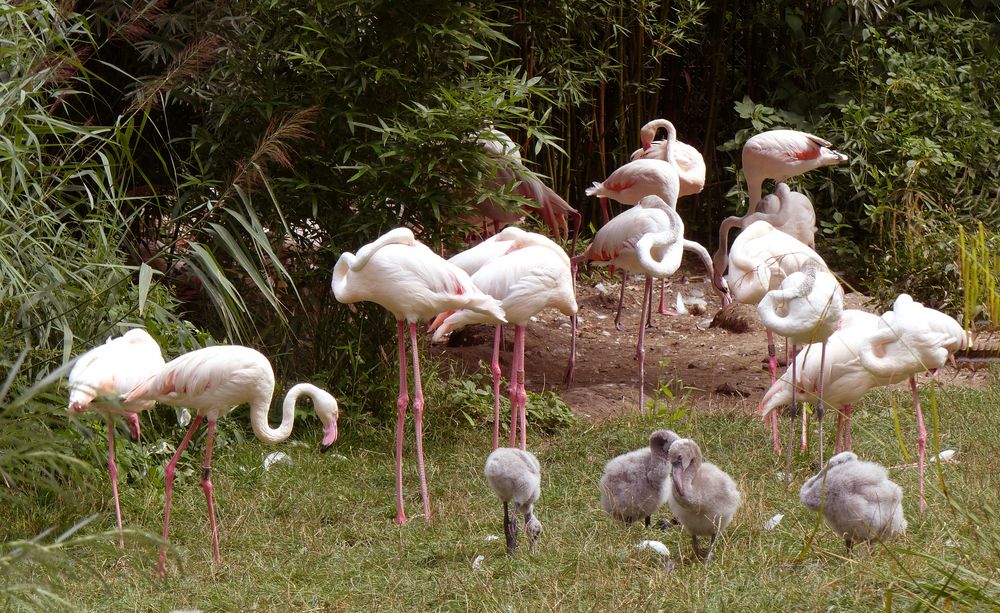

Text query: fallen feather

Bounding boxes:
[636,540,670,557]
[472,554,485,571]
[764,513,784,530]
[930,449,957,463]
[176,408,191,428]
[263,451,292,471]
[484,535,500,542]
[675,293,689,315]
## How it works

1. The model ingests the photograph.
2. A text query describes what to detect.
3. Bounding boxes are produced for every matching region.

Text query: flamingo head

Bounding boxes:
[316,396,341,452]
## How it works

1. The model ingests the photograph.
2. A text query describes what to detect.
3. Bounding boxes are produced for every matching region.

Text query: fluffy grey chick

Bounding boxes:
[666,438,741,562]
[484,447,542,556]
[799,451,907,550]
[599,430,680,527]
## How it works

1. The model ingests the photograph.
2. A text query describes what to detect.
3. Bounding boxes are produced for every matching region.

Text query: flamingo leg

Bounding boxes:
[835,406,844,453]
[784,345,797,486]
[766,330,781,455]
[910,376,927,512]
[600,197,610,226]
[514,325,528,451]
[395,320,409,525]
[614,269,627,331]
[126,412,141,442]
[408,322,432,520]
[107,420,124,548]
[491,324,503,450]
[637,277,653,410]
[159,414,204,575]
[200,419,220,563]
[563,313,577,386]
[844,404,853,449]
[508,326,526,448]
[817,341,827,466]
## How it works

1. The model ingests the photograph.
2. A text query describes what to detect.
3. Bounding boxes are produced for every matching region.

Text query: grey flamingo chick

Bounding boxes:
[799,451,907,551]
[484,447,542,556]
[666,438,741,562]
[599,430,680,527]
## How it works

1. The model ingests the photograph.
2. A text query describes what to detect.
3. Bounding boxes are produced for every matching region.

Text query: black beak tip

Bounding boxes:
[320,443,332,453]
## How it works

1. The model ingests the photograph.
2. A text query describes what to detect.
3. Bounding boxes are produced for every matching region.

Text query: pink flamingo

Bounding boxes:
[859,294,969,511]
[445,227,577,432]
[332,227,506,524]
[742,129,848,210]
[757,266,844,471]
[432,240,576,450]
[760,309,885,460]
[124,345,340,573]
[67,328,165,547]
[575,196,715,408]
[720,220,829,454]
[630,119,706,198]
[476,128,581,256]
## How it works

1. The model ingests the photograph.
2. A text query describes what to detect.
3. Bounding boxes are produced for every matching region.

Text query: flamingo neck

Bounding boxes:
[248,385,308,444]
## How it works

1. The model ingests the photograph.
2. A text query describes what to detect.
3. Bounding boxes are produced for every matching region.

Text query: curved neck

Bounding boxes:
[249,384,323,444]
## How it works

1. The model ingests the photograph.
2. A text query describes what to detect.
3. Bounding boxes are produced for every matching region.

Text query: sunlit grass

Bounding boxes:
[6,378,1000,611]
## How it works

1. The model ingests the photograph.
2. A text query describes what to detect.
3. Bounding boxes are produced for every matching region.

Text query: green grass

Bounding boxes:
[6,379,1000,611]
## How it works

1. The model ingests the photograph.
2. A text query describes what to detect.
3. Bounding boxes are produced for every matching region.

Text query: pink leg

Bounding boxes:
[910,376,927,512]
[563,313,576,386]
[491,324,503,450]
[127,412,141,442]
[817,342,827,465]
[766,330,780,455]
[637,277,653,410]
[508,328,525,448]
[835,407,844,453]
[159,414,204,575]
[844,404,853,449]
[200,419,220,563]
[614,269,627,331]
[514,325,528,450]
[409,323,432,520]
[600,197,610,226]
[107,420,124,548]
[395,320,409,525]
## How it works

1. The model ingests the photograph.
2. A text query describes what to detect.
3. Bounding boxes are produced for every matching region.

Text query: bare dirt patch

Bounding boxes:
[429,262,996,421]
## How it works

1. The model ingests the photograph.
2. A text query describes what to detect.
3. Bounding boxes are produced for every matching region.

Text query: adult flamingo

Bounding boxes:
[476,128,581,256]
[760,309,885,459]
[67,328,165,547]
[332,227,506,524]
[124,345,340,572]
[629,119,707,314]
[630,119,706,198]
[446,227,577,429]
[742,129,848,210]
[859,294,968,510]
[717,220,829,454]
[431,242,576,450]
[575,196,716,408]
[757,266,844,472]
[714,182,817,291]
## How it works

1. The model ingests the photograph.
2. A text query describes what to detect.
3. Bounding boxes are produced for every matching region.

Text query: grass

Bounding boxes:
[5,376,1000,611]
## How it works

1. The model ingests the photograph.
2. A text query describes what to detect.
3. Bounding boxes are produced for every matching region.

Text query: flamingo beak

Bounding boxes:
[671,463,686,498]
[319,419,339,453]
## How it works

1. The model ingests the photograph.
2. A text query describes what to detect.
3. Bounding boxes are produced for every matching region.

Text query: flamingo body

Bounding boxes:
[630,119,706,197]
[585,159,680,209]
[742,129,848,208]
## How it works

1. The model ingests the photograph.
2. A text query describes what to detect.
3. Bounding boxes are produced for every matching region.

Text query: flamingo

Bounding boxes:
[431,241,576,450]
[760,310,886,457]
[714,182,817,292]
[859,294,969,510]
[630,119,706,198]
[331,227,506,524]
[718,220,829,454]
[742,129,848,210]
[629,119,708,315]
[123,345,340,572]
[475,128,581,256]
[67,328,165,547]
[757,266,844,472]
[575,196,716,408]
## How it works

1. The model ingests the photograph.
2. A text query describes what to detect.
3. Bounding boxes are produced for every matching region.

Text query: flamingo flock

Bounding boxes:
[62,124,970,574]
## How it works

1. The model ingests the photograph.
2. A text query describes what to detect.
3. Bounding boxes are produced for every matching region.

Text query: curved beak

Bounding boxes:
[319,419,339,453]
[671,464,686,499]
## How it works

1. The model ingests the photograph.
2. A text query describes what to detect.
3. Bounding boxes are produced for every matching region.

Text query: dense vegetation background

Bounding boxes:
[1,0,997,605]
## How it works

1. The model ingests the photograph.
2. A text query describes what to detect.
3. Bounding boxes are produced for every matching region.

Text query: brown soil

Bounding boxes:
[429,263,996,421]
